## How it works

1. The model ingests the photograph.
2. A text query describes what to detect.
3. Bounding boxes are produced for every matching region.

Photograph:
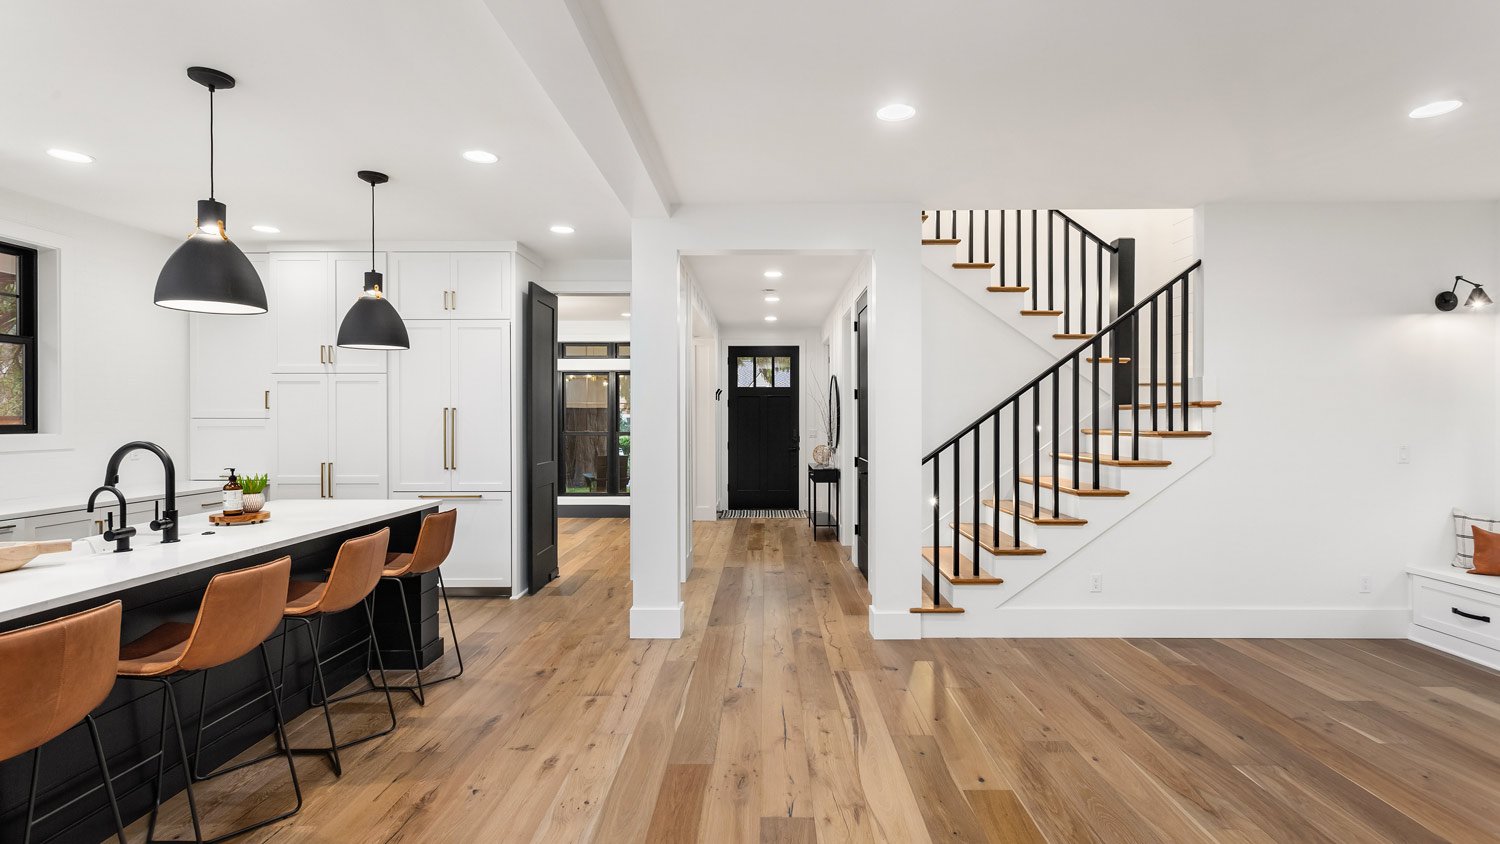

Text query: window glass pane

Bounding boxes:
[563,433,610,493]
[0,342,25,427]
[0,295,17,336]
[617,374,631,432]
[561,343,609,358]
[756,356,772,387]
[615,343,630,358]
[774,356,792,388]
[736,356,755,387]
[618,434,631,493]
[0,253,15,295]
[563,373,610,432]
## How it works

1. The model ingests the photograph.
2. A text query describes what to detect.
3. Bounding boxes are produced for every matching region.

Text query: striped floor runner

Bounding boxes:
[718,509,807,520]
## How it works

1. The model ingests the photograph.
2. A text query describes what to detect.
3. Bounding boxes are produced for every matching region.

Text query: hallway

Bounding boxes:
[139,517,1500,842]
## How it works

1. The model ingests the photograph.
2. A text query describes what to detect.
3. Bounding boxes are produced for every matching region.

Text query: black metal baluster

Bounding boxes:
[1096,247,1104,338]
[1031,389,1041,523]
[1132,314,1141,460]
[1046,214,1054,310]
[952,444,960,579]
[1182,272,1191,430]
[1012,402,1021,546]
[1111,376,1121,467]
[1166,288,1175,431]
[931,459,940,606]
[967,210,975,264]
[1063,225,1071,333]
[1014,209,1022,289]
[1071,356,1080,494]
[983,210,990,265]
[972,429,981,577]
[1091,339,1101,484]
[1080,234,1088,334]
[999,210,1006,278]
[990,411,999,564]
[1031,209,1038,293]
[1150,300,1159,432]
[1051,370,1060,517]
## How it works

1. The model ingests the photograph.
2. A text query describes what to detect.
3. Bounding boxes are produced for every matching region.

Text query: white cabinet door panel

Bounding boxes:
[331,374,388,499]
[392,492,511,590]
[389,321,452,491]
[190,254,272,417]
[332,252,389,374]
[451,321,511,491]
[272,375,330,499]
[270,254,333,373]
[190,419,272,483]
[390,253,452,321]
[452,253,511,319]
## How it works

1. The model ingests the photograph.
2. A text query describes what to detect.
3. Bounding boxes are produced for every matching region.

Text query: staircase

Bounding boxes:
[913,210,1217,629]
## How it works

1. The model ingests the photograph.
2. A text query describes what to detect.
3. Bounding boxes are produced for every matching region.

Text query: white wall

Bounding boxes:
[1007,201,1499,635]
[820,259,870,556]
[0,188,186,501]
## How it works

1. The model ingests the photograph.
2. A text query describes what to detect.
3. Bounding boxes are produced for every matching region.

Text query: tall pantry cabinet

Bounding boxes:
[187,247,538,594]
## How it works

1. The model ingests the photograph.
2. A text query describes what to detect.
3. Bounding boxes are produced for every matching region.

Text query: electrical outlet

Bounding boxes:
[1359,574,1373,594]
[1397,446,1410,464]
[1090,573,1104,593]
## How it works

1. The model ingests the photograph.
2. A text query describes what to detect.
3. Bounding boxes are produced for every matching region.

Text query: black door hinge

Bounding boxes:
[853,321,860,332]
[853,388,859,400]
[854,523,861,536]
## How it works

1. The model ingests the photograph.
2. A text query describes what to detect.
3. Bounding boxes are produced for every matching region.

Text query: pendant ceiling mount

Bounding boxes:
[336,170,410,350]
[153,65,267,314]
[357,170,389,186]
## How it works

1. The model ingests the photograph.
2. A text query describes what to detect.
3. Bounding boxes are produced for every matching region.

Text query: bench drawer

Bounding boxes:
[1413,577,1500,651]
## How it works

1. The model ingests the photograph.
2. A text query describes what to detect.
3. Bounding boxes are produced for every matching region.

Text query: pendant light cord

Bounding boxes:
[370,181,376,273]
[207,85,216,200]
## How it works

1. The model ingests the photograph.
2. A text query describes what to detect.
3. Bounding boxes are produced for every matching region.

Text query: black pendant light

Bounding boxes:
[154,67,267,314]
[336,171,410,350]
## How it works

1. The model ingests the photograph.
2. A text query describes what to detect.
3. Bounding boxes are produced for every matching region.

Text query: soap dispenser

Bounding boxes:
[222,468,244,517]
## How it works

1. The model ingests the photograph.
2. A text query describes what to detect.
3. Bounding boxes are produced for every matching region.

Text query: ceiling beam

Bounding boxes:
[482,0,676,218]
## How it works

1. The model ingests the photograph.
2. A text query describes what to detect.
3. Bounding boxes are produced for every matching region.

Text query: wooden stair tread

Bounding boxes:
[984,499,1088,526]
[1082,428,1212,438]
[954,262,996,269]
[1019,476,1129,497]
[921,547,1005,584]
[1021,310,1064,316]
[911,581,964,613]
[1118,400,1222,409]
[923,238,961,245]
[1086,357,1131,364]
[1054,333,1095,340]
[1055,452,1172,467]
[987,286,1030,293]
[947,523,1045,556]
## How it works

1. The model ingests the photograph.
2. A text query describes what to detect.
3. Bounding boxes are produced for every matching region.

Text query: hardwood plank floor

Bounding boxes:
[131,517,1500,843]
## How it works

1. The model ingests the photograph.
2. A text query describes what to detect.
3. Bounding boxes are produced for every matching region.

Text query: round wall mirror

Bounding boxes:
[829,375,841,451]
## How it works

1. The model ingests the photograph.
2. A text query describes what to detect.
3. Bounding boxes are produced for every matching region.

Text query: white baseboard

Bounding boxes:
[630,602,685,639]
[693,505,717,521]
[916,606,1409,638]
[869,606,923,639]
[1409,625,1500,672]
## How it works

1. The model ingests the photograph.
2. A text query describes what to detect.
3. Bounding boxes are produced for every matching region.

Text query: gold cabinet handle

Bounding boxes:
[319,462,326,498]
[450,406,457,470]
[264,390,270,410]
[442,408,450,470]
[417,494,481,500]
[319,345,325,364]
[200,501,219,508]
[94,520,104,534]
[450,289,457,311]
[327,461,334,498]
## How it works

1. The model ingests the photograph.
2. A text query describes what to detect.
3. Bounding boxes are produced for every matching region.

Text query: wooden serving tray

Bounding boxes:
[209,511,271,526]
[0,539,73,573]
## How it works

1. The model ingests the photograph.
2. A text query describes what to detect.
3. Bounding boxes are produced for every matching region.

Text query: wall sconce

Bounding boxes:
[1436,275,1493,311]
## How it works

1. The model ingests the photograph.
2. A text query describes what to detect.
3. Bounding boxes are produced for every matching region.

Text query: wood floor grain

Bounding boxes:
[130,517,1500,842]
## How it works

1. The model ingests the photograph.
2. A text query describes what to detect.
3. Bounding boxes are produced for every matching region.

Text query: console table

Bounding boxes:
[807,465,840,541]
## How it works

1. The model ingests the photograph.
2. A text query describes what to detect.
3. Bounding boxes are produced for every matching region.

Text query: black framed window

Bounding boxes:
[561,371,631,495]
[616,343,630,359]
[559,342,629,359]
[0,241,38,434]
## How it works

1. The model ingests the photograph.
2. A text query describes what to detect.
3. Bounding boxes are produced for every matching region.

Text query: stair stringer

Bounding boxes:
[920,436,1214,636]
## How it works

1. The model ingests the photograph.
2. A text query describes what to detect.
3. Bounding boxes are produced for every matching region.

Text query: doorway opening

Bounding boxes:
[726,346,799,510]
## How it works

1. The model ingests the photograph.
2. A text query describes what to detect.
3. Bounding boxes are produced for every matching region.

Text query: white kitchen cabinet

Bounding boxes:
[189,418,273,482]
[190,254,272,418]
[30,508,103,542]
[331,252,389,374]
[391,491,511,591]
[391,252,511,321]
[389,320,510,493]
[268,252,388,375]
[271,373,387,500]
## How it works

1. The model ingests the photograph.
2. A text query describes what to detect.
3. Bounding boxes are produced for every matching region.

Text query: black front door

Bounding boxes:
[855,291,870,578]
[727,346,799,510]
[524,283,560,591]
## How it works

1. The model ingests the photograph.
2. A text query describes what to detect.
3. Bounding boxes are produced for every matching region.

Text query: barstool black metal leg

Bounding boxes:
[23,746,41,844]
[437,570,465,681]
[145,678,204,843]
[299,616,343,777]
[394,580,427,705]
[84,715,128,843]
[365,599,399,735]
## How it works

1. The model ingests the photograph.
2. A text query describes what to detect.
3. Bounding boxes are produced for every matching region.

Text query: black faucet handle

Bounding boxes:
[106,511,113,531]
[154,500,160,520]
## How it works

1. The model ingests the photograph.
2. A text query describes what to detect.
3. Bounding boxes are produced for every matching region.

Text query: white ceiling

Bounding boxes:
[0,0,630,261]
[683,254,865,330]
[558,294,631,322]
[598,0,1500,207]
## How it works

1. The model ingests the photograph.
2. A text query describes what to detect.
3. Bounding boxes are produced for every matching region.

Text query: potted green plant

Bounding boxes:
[240,473,270,513]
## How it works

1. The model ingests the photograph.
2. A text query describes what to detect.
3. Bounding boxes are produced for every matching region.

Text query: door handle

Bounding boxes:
[450,406,457,470]
[443,408,450,470]
[450,289,457,311]
[264,390,270,410]
[327,462,334,498]
[319,462,327,498]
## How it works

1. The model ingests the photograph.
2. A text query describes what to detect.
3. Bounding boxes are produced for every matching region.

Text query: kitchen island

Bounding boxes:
[0,498,440,844]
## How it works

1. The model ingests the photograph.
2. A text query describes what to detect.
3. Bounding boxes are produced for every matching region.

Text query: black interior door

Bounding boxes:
[855,291,870,577]
[727,346,799,510]
[524,283,559,591]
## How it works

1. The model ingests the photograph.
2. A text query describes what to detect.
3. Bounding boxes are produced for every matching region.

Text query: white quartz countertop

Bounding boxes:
[0,499,431,624]
[0,483,222,522]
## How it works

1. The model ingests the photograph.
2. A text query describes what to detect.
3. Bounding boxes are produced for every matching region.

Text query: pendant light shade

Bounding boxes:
[336,171,410,350]
[154,67,267,315]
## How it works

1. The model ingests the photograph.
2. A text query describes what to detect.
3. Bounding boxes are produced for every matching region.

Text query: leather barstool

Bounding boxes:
[279,527,397,777]
[117,556,298,844]
[0,601,127,844]
[374,508,463,705]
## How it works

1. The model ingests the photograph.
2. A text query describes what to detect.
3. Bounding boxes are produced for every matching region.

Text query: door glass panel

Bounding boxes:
[0,294,16,334]
[617,374,630,432]
[0,342,23,426]
[756,356,772,387]
[773,356,792,387]
[616,373,630,494]
[0,253,15,295]
[736,356,755,387]
[563,433,610,493]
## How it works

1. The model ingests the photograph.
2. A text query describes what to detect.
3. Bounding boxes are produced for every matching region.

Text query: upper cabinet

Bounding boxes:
[268,252,388,374]
[190,254,273,418]
[391,252,511,321]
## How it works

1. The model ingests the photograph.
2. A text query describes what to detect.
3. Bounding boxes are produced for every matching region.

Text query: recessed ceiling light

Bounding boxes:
[251,224,281,234]
[764,295,780,303]
[46,148,94,164]
[1409,100,1463,119]
[763,270,783,279]
[876,103,917,122]
[764,315,778,322]
[550,224,575,234]
[462,150,499,164]
[621,311,631,317]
